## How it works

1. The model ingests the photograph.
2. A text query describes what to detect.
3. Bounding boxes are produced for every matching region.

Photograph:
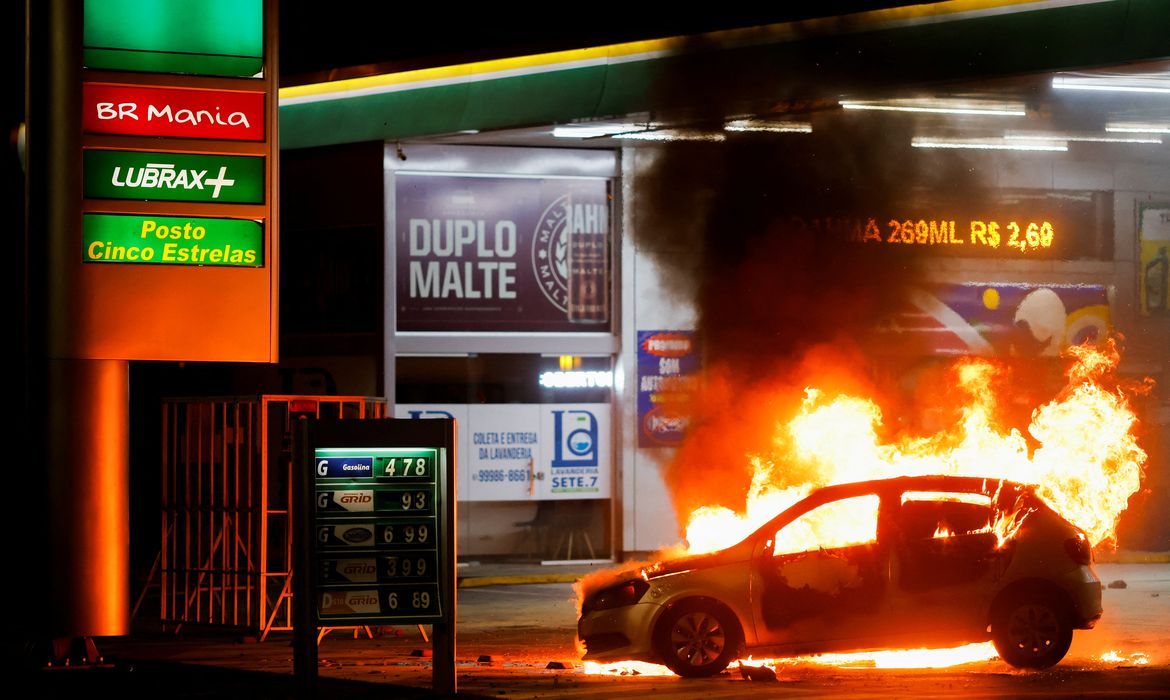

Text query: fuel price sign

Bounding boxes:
[294,417,456,694]
[312,445,445,622]
[296,418,456,632]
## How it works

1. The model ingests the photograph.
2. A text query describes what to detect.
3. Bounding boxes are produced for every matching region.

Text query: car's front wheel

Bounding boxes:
[991,593,1073,669]
[654,599,740,678]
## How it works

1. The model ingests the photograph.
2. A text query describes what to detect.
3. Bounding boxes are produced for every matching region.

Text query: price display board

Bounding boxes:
[313,446,444,623]
[294,418,456,694]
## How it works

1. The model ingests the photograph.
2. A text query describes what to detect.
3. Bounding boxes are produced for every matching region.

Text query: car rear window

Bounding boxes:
[898,492,993,539]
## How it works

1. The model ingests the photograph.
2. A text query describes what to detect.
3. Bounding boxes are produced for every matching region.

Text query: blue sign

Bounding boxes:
[551,409,599,468]
[637,330,701,448]
[316,455,374,479]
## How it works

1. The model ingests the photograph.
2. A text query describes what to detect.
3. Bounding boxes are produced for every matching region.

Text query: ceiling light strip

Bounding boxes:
[1052,76,1170,94]
[1004,130,1162,144]
[911,137,1067,151]
[841,101,1026,116]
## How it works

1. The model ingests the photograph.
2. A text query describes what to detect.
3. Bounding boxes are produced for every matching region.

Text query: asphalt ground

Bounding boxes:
[20,556,1170,699]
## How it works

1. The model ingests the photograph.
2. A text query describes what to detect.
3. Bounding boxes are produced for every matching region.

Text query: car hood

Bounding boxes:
[645,543,753,580]
[643,550,728,579]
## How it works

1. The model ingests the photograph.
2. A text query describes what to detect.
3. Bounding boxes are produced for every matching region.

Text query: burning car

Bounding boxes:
[578,475,1102,677]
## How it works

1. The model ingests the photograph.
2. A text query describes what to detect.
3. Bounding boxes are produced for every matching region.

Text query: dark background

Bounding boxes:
[277,3,931,81]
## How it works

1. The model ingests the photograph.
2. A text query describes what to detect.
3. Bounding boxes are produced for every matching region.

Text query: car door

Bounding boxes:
[750,493,892,650]
[885,490,1005,643]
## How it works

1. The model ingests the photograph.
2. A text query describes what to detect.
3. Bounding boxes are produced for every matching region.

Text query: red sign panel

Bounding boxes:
[83,83,265,141]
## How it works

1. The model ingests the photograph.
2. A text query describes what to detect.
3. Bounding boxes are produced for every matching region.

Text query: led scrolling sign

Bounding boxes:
[854,217,1056,253]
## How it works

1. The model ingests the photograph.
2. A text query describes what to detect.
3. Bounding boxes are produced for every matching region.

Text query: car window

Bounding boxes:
[894,491,998,592]
[771,494,879,556]
[898,491,993,539]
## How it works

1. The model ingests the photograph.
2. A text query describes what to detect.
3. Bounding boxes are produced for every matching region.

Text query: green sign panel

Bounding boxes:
[313,446,446,623]
[83,213,263,267]
[83,0,264,77]
[84,150,265,204]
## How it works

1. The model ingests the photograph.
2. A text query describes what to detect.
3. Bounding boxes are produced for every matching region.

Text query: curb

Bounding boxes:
[458,573,583,588]
[1096,551,1170,564]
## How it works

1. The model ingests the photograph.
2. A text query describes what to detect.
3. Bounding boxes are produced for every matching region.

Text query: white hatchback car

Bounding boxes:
[578,475,1103,676]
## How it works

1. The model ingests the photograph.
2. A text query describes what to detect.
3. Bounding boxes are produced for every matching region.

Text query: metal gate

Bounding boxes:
[159,395,385,639]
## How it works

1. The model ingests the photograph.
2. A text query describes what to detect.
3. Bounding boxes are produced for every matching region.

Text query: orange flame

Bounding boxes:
[684,340,1146,554]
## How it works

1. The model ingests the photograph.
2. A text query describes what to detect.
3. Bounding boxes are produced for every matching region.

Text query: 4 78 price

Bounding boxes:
[384,456,428,477]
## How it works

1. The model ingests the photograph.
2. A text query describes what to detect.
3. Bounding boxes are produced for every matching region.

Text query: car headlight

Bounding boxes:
[583,579,650,613]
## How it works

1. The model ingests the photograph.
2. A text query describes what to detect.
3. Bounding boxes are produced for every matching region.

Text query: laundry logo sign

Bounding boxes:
[84,150,265,204]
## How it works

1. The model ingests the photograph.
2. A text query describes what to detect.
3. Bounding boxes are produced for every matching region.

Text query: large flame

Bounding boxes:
[685,340,1146,555]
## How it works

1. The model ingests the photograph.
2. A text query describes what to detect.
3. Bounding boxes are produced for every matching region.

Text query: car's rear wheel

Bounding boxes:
[991,593,1073,669]
[654,599,739,678]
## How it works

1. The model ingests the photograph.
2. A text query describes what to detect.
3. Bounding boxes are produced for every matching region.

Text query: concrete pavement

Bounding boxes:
[22,557,1170,699]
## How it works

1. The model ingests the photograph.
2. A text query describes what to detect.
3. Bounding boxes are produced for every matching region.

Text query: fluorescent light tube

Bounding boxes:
[614,129,726,142]
[1004,129,1161,144]
[724,119,812,133]
[840,98,1026,116]
[911,136,1067,151]
[1052,75,1170,94]
[552,123,657,138]
[1105,122,1170,134]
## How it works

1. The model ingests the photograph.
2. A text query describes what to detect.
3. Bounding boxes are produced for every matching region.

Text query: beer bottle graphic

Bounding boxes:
[566,191,609,324]
[1146,245,1168,314]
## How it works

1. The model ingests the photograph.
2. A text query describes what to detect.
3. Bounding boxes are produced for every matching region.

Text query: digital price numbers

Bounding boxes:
[313,446,443,622]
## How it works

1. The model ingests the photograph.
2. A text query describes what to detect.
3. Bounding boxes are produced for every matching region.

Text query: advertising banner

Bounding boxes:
[395,174,610,332]
[871,283,1111,357]
[82,213,263,267]
[84,150,265,204]
[83,83,266,141]
[466,405,540,501]
[637,331,701,448]
[84,0,264,77]
[540,404,610,499]
[391,405,471,498]
[396,403,610,501]
[1139,205,1170,316]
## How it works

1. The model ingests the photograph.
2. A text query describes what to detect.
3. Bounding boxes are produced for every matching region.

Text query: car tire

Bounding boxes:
[991,592,1073,669]
[654,599,740,678]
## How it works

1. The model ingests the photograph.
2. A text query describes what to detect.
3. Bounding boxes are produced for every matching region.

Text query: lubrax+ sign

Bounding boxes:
[84,150,265,203]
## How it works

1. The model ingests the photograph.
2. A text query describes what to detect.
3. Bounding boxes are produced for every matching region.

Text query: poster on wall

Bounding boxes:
[637,331,700,447]
[395,403,610,501]
[391,404,472,501]
[1139,205,1170,316]
[870,283,1111,357]
[395,174,610,332]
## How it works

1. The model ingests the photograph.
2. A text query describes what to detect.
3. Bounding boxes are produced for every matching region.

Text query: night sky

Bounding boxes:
[277,3,927,80]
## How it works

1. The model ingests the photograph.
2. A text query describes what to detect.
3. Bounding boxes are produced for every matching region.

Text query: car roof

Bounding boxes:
[803,474,1030,507]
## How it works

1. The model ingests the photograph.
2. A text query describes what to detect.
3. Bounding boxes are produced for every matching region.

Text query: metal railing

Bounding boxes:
[158,395,385,639]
